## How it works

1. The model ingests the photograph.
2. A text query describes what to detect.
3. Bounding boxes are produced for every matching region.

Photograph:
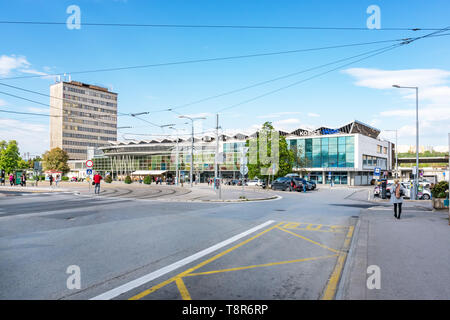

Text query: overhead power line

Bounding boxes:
[214,26,450,112]
[0,37,424,81]
[0,20,443,31]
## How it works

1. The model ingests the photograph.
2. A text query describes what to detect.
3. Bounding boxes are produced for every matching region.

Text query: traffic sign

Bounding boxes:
[86,169,93,175]
[86,160,94,168]
[240,165,248,175]
[374,167,381,176]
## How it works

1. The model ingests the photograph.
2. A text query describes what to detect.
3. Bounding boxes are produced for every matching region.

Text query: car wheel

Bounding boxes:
[422,194,430,200]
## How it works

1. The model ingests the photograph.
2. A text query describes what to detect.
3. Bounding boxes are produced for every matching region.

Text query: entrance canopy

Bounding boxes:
[131,170,167,175]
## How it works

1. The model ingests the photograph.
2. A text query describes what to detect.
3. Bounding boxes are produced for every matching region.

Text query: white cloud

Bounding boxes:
[344,67,450,146]
[342,68,450,89]
[0,55,30,76]
[307,112,320,117]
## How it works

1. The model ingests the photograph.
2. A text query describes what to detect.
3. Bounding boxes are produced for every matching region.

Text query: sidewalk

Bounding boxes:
[338,206,450,299]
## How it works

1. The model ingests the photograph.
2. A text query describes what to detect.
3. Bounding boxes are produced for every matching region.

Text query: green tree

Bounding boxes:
[246,122,294,181]
[124,175,132,184]
[42,147,70,173]
[0,140,21,174]
[143,175,152,184]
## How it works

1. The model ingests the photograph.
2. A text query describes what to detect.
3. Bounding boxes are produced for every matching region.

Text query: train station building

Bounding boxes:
[91,120,394,185]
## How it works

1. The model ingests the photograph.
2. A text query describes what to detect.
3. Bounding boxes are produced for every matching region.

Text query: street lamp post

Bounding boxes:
[169,126,180,185]
[393,85,419,199]
[178,115,207,187]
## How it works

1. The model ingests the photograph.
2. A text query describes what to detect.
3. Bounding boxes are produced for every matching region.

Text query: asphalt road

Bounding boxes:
[0,186,370,300]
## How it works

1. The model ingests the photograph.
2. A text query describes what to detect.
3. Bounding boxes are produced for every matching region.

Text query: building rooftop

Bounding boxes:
[103,120,380,148]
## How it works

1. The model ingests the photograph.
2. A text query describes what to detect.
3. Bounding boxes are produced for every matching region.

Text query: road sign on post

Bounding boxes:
[86,169,93,175]
[374,167,381,176]
[86,160,93,168]
[240,165,248,176]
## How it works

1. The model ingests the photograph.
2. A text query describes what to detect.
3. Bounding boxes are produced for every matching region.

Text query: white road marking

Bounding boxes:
[90,220,276,300]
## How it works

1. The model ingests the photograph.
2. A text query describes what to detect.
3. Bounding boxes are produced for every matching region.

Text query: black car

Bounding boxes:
[271,177,303,191]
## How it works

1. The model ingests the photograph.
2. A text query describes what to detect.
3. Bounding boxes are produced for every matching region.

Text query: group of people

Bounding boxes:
[6,173,27,187]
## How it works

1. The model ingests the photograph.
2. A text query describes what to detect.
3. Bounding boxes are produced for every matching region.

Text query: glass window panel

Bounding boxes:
[328,138,337,167]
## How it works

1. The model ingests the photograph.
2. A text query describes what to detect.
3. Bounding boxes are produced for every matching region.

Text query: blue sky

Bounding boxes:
[1,0,450,156]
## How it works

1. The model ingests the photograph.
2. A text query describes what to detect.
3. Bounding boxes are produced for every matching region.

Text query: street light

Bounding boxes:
[168,126,180,186]
[393,84,419,199]
[384,129,398,178]
[178,115,207,187]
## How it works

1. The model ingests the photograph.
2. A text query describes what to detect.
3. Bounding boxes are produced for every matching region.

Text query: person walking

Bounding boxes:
[391,179,406,219]
[93,172,103,194]
[55,174,60,187]
[21,173,26,187]
[49,175,53,186]
[9,174,14,186]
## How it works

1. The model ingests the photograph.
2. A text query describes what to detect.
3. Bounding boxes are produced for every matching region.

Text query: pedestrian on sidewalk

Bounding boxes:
[20,173,26,187]
[55,174,60,187]
[391,179,405,219]
[9,174,14,186]
[93,172,103,194]
[49,175,53,187]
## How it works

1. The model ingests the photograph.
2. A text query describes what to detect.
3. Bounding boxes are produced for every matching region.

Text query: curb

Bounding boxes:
[335,215,361,300]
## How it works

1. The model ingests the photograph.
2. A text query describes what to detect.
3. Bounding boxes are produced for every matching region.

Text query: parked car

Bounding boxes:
[386,182,431,200]
[303,179,316,190]
[271,177,303,192]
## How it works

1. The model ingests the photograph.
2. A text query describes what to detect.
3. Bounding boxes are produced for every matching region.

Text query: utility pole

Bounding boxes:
[215,114,219,181]
[178,115,207,187]
[169,127,179,185]
[393,85,419,199]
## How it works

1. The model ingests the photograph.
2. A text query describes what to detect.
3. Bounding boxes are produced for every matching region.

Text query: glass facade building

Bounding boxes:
[87,121,392,185]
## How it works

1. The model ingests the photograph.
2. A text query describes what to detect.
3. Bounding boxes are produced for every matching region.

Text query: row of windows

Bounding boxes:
[64,117,117,128]
[63,109,117,121]
[63,140,102,147]
[63,125,116,135]
[223,142,246,152]
[363,155,387,170]
[63,93,117,108]
[288,136,355,168]
[377,145,388,154]
[63,132,112,141]
[65,148,87,154]
[63,101,117,114]
[64,86,117,100]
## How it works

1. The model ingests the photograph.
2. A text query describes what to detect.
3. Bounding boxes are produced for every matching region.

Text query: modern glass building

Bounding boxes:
[89,120,393,185]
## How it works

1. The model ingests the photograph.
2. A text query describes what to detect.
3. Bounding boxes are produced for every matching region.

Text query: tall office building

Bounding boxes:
[50,80,118,160]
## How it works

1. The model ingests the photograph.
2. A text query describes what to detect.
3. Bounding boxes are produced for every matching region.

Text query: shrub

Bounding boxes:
[105,175,112,183]
[61,176,69,181]
[431,181,448,198]
[143,175,152,184]
[40,176,46,181]
[124,175,132,184]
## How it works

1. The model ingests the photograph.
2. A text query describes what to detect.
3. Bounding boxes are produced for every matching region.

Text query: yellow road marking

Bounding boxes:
[175,278,191,300]
[321,225,354,300]
[129,222,283,300]
[282,222,300,229]
[276,227,340,254]
[185,254,338,277]
[306,224,322,231]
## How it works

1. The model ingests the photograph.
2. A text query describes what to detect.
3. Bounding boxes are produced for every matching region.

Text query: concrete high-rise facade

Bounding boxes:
[50,80,118,160]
